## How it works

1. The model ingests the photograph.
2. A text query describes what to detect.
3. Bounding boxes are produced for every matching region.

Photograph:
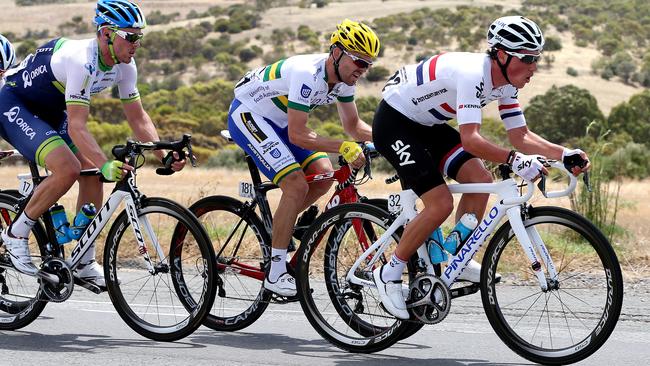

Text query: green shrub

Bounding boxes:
[366,66,391,82]
[566,67,578,76]
[205,145,246,169]
[601,143,650,180]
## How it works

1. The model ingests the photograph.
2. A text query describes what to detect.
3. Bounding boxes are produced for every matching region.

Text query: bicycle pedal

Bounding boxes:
[73,276,105,294]
[450,283,480,299]
[270,293,299,304]
[287,239,297,253]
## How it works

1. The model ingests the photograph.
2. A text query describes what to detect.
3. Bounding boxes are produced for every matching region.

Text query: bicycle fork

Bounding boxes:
[124,197,157,274]
[506,205,559,292]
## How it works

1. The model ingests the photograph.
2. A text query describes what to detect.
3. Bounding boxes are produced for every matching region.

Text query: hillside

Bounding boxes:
[1,0,642,117]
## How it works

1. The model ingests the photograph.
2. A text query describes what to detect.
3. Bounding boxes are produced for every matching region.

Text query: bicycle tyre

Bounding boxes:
[481,206,623,365]
[189,195,272,332]
[296,203,415,353]
[0,193,49,330]
[104,197,217,341]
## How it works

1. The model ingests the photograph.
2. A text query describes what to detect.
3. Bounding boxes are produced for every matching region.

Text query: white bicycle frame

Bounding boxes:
[6,170,161,280]
[346,161,578,292]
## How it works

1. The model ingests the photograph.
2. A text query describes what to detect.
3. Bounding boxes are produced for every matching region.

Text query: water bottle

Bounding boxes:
[49,204,71,244]
[68,203,97,240]
[443,213,478,255]
[427,227,447,264]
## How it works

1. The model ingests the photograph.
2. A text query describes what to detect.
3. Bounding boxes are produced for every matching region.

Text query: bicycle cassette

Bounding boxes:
[39,258,74,302]
[406,274,451,324]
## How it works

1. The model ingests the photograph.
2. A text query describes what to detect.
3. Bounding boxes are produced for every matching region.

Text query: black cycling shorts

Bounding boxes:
[373,99,474,196]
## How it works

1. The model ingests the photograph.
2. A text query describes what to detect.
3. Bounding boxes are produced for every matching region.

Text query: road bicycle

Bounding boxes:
[0,135,217,341]
[295,161,623,365]
[178,130,396,332]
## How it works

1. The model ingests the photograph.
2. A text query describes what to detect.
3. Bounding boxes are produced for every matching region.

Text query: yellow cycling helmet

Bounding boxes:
[330,19,380,58]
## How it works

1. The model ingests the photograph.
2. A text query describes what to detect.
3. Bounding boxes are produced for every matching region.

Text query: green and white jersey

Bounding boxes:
[233,53,355,128]
[2,37,139,125]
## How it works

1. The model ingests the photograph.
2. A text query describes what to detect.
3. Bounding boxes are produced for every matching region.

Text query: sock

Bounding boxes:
[9,212,36,238]
[268,247,288,282]
[381,253,407,282]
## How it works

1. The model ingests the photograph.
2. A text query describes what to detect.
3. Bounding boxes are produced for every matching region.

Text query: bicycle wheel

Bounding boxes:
[296,203,415,353]
[0,193,49,329]
[104,197,217,341]
[188,195,271,332]
[481,206,623,365]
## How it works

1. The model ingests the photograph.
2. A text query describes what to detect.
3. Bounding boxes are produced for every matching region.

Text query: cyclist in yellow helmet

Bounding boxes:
[227,20,380,297]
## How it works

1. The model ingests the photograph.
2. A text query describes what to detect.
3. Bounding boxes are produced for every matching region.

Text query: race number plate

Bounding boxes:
[238,181,255,199]
[17,173,33,197]
[387,194,402,213]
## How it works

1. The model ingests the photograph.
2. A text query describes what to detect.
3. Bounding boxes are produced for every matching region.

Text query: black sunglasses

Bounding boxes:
[505,50,541,64]
[341,48,373,69]
[113,29,144,44]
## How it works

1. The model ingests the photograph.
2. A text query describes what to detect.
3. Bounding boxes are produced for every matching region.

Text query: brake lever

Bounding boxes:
[583,172,592,192]
[536,173,547,196]
[186,141,197,167]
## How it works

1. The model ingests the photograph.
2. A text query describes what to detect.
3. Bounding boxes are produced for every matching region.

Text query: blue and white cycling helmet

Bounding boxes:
[94,0,146,29]
[0,34,16,70]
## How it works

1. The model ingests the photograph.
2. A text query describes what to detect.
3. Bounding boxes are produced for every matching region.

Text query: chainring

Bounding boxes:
[406,273,451,324]
[39,258,74,302]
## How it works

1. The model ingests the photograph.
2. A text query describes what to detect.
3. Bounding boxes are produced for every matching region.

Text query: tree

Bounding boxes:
[608,90,650,147]
[524,85,605,143]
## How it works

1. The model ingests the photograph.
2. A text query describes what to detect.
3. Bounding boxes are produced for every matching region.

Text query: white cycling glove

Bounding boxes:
[562,148,584,160]
[510,152,546,181]
[562,148,587,170]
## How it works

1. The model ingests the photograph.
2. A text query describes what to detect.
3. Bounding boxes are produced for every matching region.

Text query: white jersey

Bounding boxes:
[50,38,140,106]
[233,53,355,128]
[382,52,526,130]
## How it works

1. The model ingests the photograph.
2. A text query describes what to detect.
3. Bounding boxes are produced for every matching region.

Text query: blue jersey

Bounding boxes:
[0,37,140,166]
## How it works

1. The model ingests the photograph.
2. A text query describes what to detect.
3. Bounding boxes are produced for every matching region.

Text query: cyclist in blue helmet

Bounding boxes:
[0,33,16,87]
[0,0,185,285]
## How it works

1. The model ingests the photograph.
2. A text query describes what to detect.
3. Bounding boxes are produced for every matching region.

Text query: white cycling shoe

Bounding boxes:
[2,228,38,275]
[373,266,409,320]
[457,259,501,283]
[75,260,106,287]
[263,272,297,297]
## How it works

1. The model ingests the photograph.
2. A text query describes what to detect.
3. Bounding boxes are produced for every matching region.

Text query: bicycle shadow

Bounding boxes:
[188,329,532,366]
[0,329,206,353]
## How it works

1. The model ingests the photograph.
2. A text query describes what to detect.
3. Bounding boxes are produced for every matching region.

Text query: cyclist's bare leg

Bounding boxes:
[75,151,103,211]
[23,145,81,219]
[299,158,334,211]
[394,184,454,260]
[273,170,309,250]
[454,158,492,221]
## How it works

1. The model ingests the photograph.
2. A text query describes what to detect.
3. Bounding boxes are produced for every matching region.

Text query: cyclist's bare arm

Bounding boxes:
[287,108,344,152]
[67,104,113,168]
[506,125,564,159]
[458,123,512,163]
[123,100,166,162]
[336,101,372,141]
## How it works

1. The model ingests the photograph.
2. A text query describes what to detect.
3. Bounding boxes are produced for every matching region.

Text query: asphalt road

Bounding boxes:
[1,280,649,366]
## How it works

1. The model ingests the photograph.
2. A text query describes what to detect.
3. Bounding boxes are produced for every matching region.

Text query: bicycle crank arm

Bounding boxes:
[450,283,479,299]
[74,277,106,294]
[36,270,60,285]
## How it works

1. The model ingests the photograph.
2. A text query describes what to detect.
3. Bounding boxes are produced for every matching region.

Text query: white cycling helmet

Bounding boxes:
[487,16,544,52]
[0,34,16,70]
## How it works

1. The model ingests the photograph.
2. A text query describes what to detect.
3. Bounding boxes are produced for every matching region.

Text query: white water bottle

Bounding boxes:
[443,213,478,255]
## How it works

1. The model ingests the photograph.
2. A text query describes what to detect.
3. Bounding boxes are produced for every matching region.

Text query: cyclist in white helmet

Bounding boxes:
[0,33,16,88]
[372,16,591,319]
[0,0,186,286]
